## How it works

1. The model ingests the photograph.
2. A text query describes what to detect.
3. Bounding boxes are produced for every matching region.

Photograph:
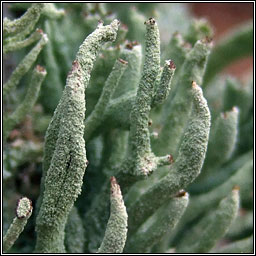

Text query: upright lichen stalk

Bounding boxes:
[3,3,253,254]
[35,20,120,253]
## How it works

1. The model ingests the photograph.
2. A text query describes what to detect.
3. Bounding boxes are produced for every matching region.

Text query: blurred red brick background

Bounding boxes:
[189,3,253,81]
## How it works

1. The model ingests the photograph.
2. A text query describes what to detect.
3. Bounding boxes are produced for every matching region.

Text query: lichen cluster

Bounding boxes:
[3,3,253,254]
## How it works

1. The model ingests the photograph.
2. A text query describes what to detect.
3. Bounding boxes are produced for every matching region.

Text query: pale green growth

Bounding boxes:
[114,42,142,98]
[189,149,252,194]
[35,60,87,254]
[38,19,120,208]
[176,188,240,253]
[103,92,136,130]
[3,28,43,54]
[152,59,176,107]
[156,38,212,156]
[115,24,128,45]
[3,3,44,39]
[3,65,47,141]
[102,130,129,176]
[3,34,48,98]
[210,235,253,254]
[128,82,211,232]
[200,106,239,179]
[204,21,253,86]
[85,58,128,141]
[223,77,253,124]
[35,20,120,253]
[126,191,189,253]
[97,177,128,253]
[42,3,65,19]
[3,197,33,252]
[182,159,252,225]
[65,207,85,253]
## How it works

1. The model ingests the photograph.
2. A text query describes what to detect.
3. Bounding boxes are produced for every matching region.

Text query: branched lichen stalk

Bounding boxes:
[115,18,163,188]
[156,38,212,156]
[35,20,120,253]
[128,18,160,169]
[152,59,176,107]
[84,58,128,141]
[128,82,211,232]
[3,28,43,54]
[3,3,44,38]
[3,197,33,252]
[97,177,128,253]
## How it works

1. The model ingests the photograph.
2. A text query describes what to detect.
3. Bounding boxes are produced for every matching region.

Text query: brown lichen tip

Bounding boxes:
[191,81,198,89]
[167,60,176,69]
[71,60,80,71]
[110,176,121,196]
[125,42,133,50]
[118,58,128,65]
[36,28,43,34]
[36,65,45,73]
[97,19,104,27]
[232,185,240,191]
[144,17,156,25]
[15,197,33,219]
[201,36,213,44]
[125,40,139,50]
[175,190,188,198]
[168,154,174,164]
[148,119,153,126]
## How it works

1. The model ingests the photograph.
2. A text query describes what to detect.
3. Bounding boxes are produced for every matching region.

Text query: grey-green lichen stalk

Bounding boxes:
[97,177,128,253]
[35,19,120,253]
[3,3,253,253]
[3,197,33,252]
[128,81,211,231]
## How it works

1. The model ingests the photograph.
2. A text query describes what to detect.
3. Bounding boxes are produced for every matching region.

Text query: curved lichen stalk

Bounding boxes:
[128,82,211,232]
[117,18,175,189]
[35,20,120,253]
